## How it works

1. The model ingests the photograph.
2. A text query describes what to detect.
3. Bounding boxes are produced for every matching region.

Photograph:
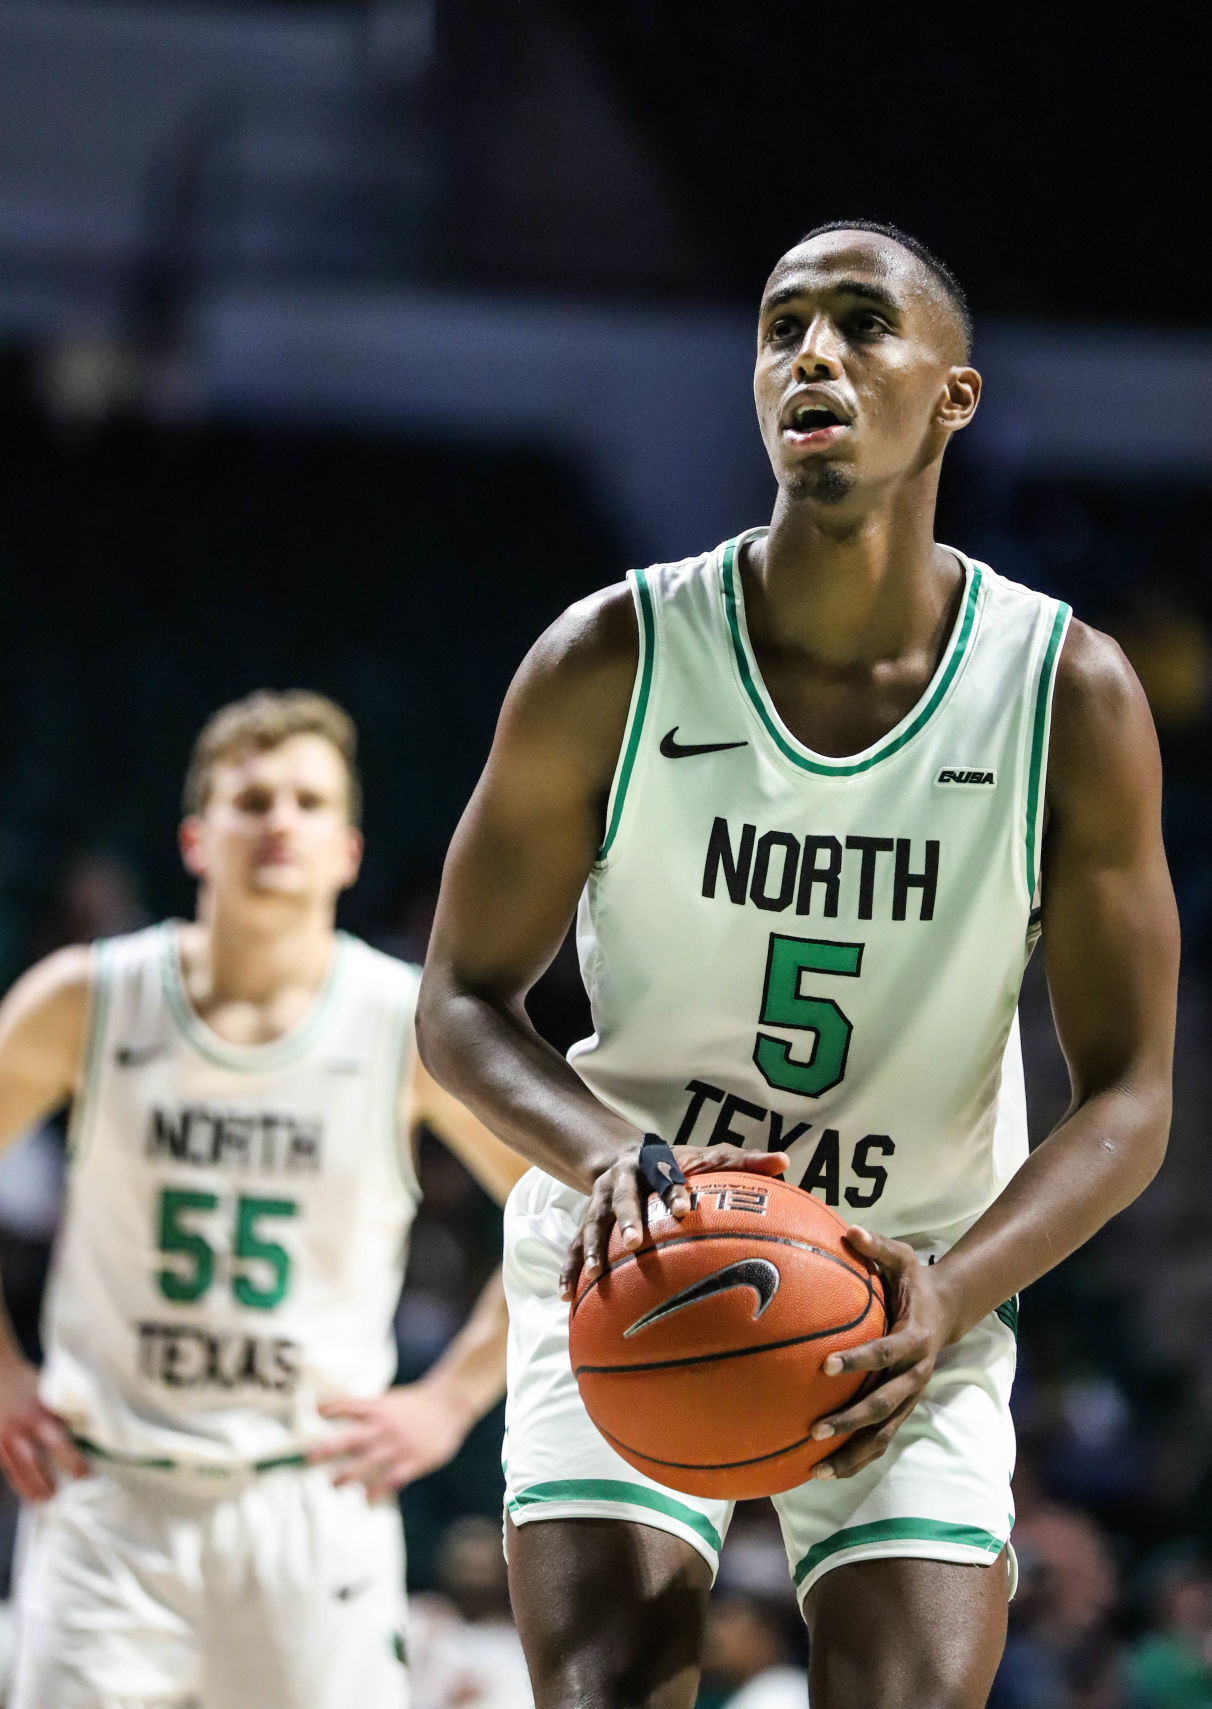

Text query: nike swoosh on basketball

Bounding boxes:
[660,727,749,759]
[623,1258,780,1338]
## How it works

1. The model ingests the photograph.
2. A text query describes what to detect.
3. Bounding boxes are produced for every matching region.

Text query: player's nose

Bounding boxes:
[264,794,300,830]
[793,314,844,383]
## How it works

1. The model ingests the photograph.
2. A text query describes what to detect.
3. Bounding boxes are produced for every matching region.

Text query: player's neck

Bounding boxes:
[183,897,336,1009]
[754,486,954,670]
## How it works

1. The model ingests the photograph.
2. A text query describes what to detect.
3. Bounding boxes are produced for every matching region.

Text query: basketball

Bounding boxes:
[568,1171,887,1500]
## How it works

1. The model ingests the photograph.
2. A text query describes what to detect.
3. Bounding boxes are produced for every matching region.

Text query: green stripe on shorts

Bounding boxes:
[508,1478,723,1556]
[793,1517,1006,1588]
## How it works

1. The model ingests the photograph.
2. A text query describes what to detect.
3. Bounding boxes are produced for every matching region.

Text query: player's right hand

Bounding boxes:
[0,1356,89,1502]
[559,1141,790,1301]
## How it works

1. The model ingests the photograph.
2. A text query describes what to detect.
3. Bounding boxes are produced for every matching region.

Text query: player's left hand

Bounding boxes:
[806,1226,954,1481]
[310,1381,472,1501]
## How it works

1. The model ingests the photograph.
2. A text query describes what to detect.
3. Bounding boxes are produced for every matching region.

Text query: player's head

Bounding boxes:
[179,690,363,912]
[754,220,980,512]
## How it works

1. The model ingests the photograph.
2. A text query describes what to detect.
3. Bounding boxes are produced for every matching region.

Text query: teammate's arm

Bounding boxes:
[407,1053,530,1206]
[0,948,94,1499]
[416,590,786,1284]
[310,1271,510,1501]
[306,1049,527,1495]
[813,622,1178,1479]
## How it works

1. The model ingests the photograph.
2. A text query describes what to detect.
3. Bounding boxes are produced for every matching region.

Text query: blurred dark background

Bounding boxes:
[0,2,1208,1705]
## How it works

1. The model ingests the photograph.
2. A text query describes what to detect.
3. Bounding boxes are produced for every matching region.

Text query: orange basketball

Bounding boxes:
[568,1171,887,1500]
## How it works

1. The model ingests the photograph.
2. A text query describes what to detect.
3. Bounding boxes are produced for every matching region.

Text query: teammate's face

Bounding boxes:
[753,231,979,509]
[181,735,362,907]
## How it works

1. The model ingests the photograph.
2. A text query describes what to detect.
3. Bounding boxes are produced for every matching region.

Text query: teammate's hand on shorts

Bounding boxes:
[310,1381,472,1502]
[0,1355,89,1502]
[804,1226,953,1481]
[559,1140,791,1301]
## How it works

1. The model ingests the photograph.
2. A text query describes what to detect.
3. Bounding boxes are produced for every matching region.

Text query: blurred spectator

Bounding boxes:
[992,1471,1128,1709]
[26,848,149,964]
[409,1516,533,1709]
[1128,1562,1212,1709]
[698,1594,805,1709]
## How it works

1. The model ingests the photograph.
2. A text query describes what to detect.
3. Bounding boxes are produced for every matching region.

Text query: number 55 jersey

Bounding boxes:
[569,529,1071,1252]
[41,925,421,1468]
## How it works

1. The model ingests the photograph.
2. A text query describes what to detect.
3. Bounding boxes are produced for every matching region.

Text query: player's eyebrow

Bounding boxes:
[761,277,902,320]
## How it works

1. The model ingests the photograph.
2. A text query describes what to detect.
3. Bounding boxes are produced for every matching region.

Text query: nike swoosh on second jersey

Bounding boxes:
[660,727,749,759]
[623,1258,780,1338]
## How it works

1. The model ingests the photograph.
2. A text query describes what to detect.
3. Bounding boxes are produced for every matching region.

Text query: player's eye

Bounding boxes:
[236,789,273,813]
[847,311,889,338]
[296,792,324,811]
[765,316,799,344]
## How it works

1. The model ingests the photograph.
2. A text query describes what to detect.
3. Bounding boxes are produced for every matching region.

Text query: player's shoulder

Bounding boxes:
[526,579,638,687]
[1053,616,1139,712]
[519,544,720,703]
[1051,619,1148,770]
[1047,618,1155,807]
[336,933,422,1011]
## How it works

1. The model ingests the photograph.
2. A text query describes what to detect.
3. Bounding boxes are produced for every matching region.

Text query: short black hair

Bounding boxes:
[797,219,973,358]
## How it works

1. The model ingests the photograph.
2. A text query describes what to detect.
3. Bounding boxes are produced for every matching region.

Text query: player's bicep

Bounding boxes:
[0,946,93,1149]
[1040,626,1179,1105]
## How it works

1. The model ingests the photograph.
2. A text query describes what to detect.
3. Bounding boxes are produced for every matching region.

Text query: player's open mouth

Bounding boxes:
[780,398,852,448]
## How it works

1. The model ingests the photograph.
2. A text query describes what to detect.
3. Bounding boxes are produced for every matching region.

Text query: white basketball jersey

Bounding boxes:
[569,529,1071,1251]
[41,924,421,1468]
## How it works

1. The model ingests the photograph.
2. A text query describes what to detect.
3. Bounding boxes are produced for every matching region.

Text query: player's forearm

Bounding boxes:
[0,1270,32,1377]
[931,1079,1170,1345]
[416,974,638,1194]
[412,1271,509,1429]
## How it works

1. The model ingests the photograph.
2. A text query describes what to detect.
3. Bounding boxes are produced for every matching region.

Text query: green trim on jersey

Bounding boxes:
[598,568,657,860]
[792,1516,1007,1588]
[159,922,350,1072]
[67,939,114,1162]
[508,1477,723,1555]
[995,1295,1019,1338]
[71,1432,308,1476]
[721,537,983,777]
[1025,601,1071,901]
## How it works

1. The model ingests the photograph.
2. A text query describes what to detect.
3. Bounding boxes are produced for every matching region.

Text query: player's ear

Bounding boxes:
[179,816,208,880]
[339,827,364,890]
[936,365,981,435]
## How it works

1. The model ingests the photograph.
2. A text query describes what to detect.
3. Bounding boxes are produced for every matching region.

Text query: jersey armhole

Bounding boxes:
[390,972,424,1203]
[1023,600,1073,909]
[596,567,657,864]
[66,939,115,1164]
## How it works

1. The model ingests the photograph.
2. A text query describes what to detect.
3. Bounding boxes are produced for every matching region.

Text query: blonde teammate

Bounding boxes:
[0,691,526,1709]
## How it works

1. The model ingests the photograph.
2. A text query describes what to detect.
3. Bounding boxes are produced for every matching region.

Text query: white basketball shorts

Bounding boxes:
[502,1169,1018,1605]
[9,1459,408,1709]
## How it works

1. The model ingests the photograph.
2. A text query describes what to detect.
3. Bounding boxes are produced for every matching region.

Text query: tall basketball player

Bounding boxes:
[0,691,525,1709]
[417,222,1180,1708]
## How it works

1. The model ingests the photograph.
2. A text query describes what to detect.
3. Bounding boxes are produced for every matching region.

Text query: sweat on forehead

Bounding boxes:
[764,227,972,361]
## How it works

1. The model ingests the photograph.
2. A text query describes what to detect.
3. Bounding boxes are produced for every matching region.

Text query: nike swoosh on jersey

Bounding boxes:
[623,1258,780,1338]
[660,727,749,758]
[114,1043,167,1068]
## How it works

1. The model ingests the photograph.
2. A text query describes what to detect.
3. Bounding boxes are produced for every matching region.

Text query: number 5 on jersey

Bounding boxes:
[157,1189,298,1310]
[754,934,863,1098]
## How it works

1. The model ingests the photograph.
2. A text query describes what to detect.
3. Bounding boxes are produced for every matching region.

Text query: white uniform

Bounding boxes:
[505,528,1071,1602]
[12,923,421,1709]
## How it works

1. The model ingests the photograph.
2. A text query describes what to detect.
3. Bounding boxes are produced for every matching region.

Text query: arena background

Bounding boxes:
[0,3,1207,1704]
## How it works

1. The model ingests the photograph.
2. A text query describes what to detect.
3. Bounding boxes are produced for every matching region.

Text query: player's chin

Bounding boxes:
[779,457,859,508]
[246,865,309,894]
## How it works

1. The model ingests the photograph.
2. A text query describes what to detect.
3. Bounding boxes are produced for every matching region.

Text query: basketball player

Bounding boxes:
[0,691,526,1708]
[417,221,1179,1708]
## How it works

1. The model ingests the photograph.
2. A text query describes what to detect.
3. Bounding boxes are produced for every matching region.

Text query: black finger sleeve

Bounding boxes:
[637,1133,687,1195]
